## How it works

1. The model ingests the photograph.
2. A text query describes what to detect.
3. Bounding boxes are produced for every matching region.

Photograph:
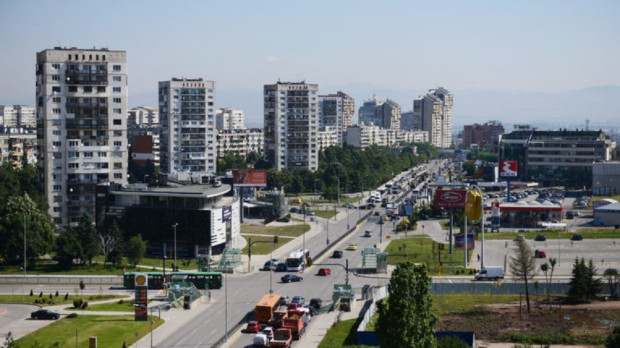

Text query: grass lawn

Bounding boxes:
[240,235,294,255]
[384,236,474,275]
[314,210,337,219]
[15,315,163,347]
[483,228,620,240]
[241,223,310,237]
[92,255,199,271]
[317,318,361,348]
[66,298,144,312]
[0,294,119,306]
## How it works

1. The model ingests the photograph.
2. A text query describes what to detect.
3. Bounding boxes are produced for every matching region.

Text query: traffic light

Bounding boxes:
[273,236,279,244]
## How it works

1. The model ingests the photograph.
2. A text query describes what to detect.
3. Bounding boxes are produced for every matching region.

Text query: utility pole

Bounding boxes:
[172,223,178,271]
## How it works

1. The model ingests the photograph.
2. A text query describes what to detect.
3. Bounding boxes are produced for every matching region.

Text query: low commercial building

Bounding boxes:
[594,202,620,226]
[592,162,620,195]
[484,201,563,228]
[95,182,239,256]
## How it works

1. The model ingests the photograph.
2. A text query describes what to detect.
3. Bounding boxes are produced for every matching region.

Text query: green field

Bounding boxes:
[0,294,119,307]
[317,318,361,348]
[241,223,310,237]
[15,315,163,347]
[0,261,144,275]
[384,236,473,275]
[483,229,620,240]
[66,298,143,312]
[241,235,294,255]
[314,210,338,219]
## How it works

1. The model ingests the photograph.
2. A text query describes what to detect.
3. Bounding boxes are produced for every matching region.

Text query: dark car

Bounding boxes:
[281,274,303,283]
[276,216,290,223]
[291,296,305,306]
[290,207,301,213]
[275,263,288,272]
[566,211,574,219]
[332,250,343,258]
[571,233,583,241]
[535,234,547,242]
[309,298,323,310]
[31,309,60,320]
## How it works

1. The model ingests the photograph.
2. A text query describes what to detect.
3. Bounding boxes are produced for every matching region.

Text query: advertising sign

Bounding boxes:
[435,189,467,209]
[222,205,232,222]
[134,273,148,321]
[500,160,518,178]
[233,170,267,187]
[454,233,475,250]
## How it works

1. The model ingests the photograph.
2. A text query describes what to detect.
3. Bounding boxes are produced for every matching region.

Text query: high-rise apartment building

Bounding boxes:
[319,92,354,145]
[413,87,453,148]
[463,121,504,152]
[158,78,217,177]
[264,81,319,171]
[376,99,401,130]
[128,106,159,128]
[0,105,36,128]
[216,128,264,159]
[216,108,245,130]
[36,47,128,226]
[400,111,414,131]
[358,97,384,125]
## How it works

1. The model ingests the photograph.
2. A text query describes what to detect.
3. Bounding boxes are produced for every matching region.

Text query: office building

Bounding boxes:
[499,129,615,186]
[358,97,383,125]
[592,162,620,195]
[0,105,36,129]
[36,47,128,226]
[216,108,245,131]
[413,87,453,148]
[216,128,264,159]
[463,121,504,152]
[264,81,319,171]
[159,78,217,178]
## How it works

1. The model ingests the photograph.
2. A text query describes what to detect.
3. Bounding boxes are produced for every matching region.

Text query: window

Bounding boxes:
[53,185,61,192]
[52,63,60,69]
[113,87,121,93]
[113,151,122,157]
[52,141,61,146]
[53,173,62,180]
[52,108,61,114]
[113,98,121,103]
[113,65,121,71]
[52,120,61,126]
[113,141,122,146]
[113,162,123,169]
[113,109,122,114]
[114,173,122,179]
[97,86,106,93]
[83,152,93,158]
[113,119,122,125]
[69,140,79,147]
[113,76,121,82]
[53,97,61,103]
[84,86,92,93]
[53,207,62,213]
[68,86,77,92]
[53,130,60,136]
[68,152,78,158]
[53,196,62,202]
[98,152,107,157]
[113,130,122,136]
[52,86,61,93]
[68,163,79,169]
[52,75,60,81]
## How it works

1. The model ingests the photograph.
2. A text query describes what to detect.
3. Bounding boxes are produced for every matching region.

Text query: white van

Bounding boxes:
[474,266,504,281]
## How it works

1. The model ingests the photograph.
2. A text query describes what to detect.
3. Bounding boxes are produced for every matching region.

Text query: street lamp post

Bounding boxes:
[346,204,350,231]
[270,242,274,294]
[302,205,306,253]
[326,220,329,245]
[172,223,178,271]
[337,177,341,205]
[23,214,26,303]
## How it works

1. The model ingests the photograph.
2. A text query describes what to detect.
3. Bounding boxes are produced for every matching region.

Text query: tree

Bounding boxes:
[436,335,470,348]
[1,331,18,348]
[603,268,620,298]
[376,261,436,348]
[0,193,55,265]
[127,234,147,267]
[509,239,536,313]
[55,230,82,270]
[540,262,550,303]
[606,326,620,348]
[75,213,100,265]
[568,257,602,302]
[101,220,124,267]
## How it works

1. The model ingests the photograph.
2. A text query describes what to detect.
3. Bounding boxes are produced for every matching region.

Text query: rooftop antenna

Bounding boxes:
[585,119,590,131]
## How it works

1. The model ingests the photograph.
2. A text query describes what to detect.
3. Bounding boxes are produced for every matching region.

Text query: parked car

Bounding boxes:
[534,250,547,259]
[332,250,343,258]
[281,274,303,283]
[364,230,373,237]
[291,296,305,306]
[31,309,60,320]
[346,243,358,251]
[262,259,280,271]
[276,216,290,223]
[571,233,583,241]
[309,298,323,310]
[566,211,574,219]
[535,234,547,242]
[245,321,262,333]
[318,268,331,276]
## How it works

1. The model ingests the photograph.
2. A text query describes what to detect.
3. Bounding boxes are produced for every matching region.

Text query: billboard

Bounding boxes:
[134,273,148,321]
[500,160,518,178]
[454,233,475,250]
[233,170,267,187]
[435,189,467,209]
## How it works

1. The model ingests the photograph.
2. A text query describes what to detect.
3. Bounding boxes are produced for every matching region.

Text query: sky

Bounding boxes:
[1,0,619,128]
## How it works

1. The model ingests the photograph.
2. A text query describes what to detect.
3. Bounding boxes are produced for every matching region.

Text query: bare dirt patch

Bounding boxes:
[436,299,620,344]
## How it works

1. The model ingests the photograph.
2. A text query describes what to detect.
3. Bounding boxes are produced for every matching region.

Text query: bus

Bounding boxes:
[285,250,309,272]
[123,271,223,290]
[255,293,283,323]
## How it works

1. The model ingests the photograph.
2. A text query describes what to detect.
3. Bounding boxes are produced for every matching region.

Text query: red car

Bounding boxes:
[245,321,262,333]
[318,268,331,276]
[535,250,547,259]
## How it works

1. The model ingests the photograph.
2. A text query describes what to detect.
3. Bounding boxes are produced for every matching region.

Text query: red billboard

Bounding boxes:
[500,160,518,178]
[233,170,267,187]
[435,189,467,209]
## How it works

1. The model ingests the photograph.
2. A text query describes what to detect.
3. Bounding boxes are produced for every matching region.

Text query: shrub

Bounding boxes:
[49,293,53,300]
[64,293,69,301]
[80,301,88,309]
[66,313,78,318]
[118,299,125,304]
[73,298,84,309]
[55,290,59,297]
[29,289,33,296]
[39,291,43,298]
[437,335,470,348]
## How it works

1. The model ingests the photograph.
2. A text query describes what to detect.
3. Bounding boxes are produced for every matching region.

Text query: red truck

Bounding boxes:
[269,328,292,347]
[281,309,308,340]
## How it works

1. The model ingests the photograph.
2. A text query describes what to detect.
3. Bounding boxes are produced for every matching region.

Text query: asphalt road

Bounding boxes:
[0,304,53,342]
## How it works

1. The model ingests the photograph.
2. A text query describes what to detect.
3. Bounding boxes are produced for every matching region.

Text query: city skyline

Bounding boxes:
[1,0,619,128]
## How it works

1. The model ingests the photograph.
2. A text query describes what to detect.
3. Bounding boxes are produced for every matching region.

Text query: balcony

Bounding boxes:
[65,73,108,85]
